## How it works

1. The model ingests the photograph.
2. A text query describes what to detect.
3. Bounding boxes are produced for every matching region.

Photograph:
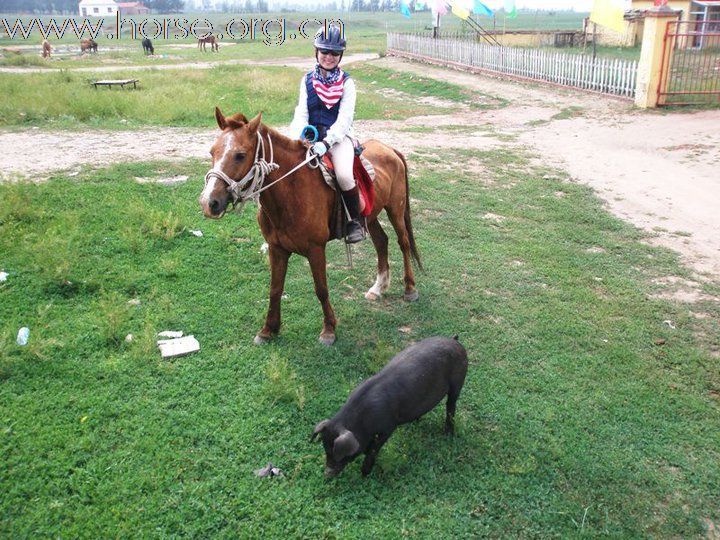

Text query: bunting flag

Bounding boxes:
[433,0,448,15]
[590,0,626,32]
[504,0,516,18]
[472,0,493,17]
[450,0,470,20]
[400,0,412,17]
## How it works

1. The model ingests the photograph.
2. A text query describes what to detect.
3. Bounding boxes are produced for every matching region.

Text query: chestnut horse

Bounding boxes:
[199,109,421,345]
[198,36,219,52]
[41,39,52,58]
[80,39,97,53]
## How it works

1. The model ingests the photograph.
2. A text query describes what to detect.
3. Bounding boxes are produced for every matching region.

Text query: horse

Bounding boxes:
[80,39,97,53]
[141,37,154,55]
[41,39,52,58]
[198,35,219,52]
[198,109,422,346]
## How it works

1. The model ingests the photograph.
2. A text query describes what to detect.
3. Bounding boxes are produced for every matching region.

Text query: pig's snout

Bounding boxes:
[324,466,341,478]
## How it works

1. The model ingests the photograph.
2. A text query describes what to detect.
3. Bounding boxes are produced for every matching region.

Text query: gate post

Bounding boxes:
[634,6,679,108]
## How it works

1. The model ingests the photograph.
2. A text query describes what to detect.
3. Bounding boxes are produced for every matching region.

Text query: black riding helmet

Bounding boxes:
[314,24,346,63]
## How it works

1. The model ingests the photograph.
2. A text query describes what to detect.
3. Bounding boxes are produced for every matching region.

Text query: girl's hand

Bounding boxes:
[312,141,329,156]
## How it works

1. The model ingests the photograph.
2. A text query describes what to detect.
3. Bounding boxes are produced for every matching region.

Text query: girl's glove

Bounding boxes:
[312,141,329,156]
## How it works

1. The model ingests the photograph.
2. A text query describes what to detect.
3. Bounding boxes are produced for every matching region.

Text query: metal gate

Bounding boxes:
[658,20,720,106]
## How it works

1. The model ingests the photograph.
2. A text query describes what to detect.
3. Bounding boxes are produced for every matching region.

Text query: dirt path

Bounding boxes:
[377,57,720,282]
[2,55,719,283]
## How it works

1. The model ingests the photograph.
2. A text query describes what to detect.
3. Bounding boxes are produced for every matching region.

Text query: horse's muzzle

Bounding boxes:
[198,195,226,219]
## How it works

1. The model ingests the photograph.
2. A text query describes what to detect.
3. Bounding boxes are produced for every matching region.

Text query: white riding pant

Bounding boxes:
[328,136,356,191]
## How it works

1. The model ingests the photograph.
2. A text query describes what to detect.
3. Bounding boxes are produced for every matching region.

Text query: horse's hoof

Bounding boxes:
[365,291,381,301]
[404,290,419,302]
[319,333,336,346]
[253,334,272,345]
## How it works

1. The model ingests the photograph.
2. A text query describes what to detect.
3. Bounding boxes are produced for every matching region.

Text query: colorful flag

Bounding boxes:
[590,0,625,33]
[504,0,516,18]
[450,0,470,20]
[472,0,492,17]
[400,0,412,17]
[433,0,448,15]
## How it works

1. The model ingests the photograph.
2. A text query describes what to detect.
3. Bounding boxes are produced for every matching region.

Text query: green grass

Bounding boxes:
[0,61,477,129]
[1,142,719,536]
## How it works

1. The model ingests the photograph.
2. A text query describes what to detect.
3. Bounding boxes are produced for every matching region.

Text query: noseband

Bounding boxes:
[204,131,280,211]
[204,130,320,213]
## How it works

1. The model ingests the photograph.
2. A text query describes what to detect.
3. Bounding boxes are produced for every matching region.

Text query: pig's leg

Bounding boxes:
[255,243,290,344]
[445,383,462,434]
[361,431,393,476]
[365,219,390,301]
[307,245,337,346]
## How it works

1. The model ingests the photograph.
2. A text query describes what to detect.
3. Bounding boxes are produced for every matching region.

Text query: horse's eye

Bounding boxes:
[234,152,246,162]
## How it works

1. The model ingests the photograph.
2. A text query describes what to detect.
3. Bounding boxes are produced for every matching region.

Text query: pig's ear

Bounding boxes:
[311,419,329,442]
[333,430,360,461]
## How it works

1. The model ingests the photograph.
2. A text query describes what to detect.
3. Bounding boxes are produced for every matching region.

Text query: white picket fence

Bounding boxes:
[387,33,639,99]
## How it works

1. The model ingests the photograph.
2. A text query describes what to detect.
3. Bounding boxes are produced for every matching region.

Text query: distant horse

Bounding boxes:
[41,39,51,58]
[80,39,97,53]
[198,35,219,52]
[141,37,154,55]
[199,109,421,345]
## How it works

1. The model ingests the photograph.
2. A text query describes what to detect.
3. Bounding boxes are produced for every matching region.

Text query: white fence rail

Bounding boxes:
[387,33,638,99]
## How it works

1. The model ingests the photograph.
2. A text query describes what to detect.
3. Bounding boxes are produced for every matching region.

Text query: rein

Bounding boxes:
[204,131,319,212]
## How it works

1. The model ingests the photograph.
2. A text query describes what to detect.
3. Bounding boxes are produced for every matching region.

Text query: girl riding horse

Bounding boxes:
[287,24,365,244]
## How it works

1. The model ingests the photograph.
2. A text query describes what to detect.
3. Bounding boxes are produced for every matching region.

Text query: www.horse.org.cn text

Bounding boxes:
[1,16,345,47]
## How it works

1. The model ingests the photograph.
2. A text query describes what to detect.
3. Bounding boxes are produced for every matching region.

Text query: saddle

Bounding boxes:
[318,149,376,240]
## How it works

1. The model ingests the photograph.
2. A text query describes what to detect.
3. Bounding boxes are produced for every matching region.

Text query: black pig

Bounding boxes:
[311,336,468,477]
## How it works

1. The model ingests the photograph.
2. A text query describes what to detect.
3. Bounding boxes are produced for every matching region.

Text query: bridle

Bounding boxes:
[204,130,319,212]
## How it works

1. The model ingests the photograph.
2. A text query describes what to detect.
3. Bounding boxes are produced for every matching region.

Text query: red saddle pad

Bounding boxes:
[322,155,375,217]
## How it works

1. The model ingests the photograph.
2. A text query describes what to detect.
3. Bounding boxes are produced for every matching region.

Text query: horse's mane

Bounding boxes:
[225,112,305,152]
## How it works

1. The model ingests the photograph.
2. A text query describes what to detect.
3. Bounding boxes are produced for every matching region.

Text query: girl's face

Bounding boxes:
[317,49,341,71]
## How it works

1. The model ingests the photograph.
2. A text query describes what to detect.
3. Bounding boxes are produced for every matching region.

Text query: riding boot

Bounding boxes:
[340,187,366,244]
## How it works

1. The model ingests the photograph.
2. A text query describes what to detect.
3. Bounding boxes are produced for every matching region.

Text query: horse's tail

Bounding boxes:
[393,148,423,271]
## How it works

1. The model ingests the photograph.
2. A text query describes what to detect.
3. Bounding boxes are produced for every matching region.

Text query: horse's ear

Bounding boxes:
[246,112,262,134]
[215,107,226,130]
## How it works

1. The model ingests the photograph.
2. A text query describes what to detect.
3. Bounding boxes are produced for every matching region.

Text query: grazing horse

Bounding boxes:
[41,39,52,58]
[198,109,421,345]
[80,38,97,53]
[141,37,154,55]
[198,35,219,52]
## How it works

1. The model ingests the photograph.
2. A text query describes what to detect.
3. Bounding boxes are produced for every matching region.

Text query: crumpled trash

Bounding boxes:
[190,230,203,237]
[260,242,269,254]
[157,335,199,358]
[0,271,8,282]
[254,462,283,478]
[16,327,29,346]
[158,330,183,338]
[663,320,676,330]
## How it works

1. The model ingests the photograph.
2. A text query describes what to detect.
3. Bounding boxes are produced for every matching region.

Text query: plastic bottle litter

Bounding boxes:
[16,327,30,346]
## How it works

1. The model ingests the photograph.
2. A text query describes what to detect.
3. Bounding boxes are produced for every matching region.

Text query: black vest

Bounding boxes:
[305,70,349,140]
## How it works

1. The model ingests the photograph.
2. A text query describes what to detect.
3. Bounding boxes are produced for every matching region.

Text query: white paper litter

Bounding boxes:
[157,330,183,338]
[190,230,203,237]
[157,335,200,358]
[260,242,269,254]
[0,271,8,282]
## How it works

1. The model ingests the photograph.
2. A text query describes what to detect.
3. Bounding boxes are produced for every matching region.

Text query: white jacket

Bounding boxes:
[287,74,356,148]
